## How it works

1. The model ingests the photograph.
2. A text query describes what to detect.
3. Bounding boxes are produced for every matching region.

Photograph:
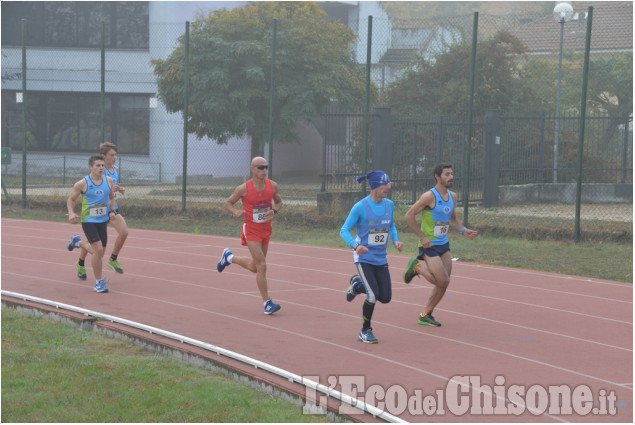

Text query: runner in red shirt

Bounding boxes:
[217,156,283,315]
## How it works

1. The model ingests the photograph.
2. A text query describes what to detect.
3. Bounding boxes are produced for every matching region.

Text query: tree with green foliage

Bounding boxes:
[570,53,633,117]
[383,31,542,119]
[152,1,368,157]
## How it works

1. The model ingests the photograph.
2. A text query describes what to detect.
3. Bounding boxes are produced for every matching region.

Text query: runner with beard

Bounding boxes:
[402,163,478,327]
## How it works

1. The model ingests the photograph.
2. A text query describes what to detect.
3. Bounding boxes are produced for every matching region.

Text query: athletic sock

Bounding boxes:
[423,309,431,316]
[415,263,421,273]
[227,254,234,263]
[110,254,118,261]
[78,259,85,267]
[362,300,375,329]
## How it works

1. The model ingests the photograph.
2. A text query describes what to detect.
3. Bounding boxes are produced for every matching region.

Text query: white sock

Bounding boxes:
[227,254,234,263]
[264,299,271,306]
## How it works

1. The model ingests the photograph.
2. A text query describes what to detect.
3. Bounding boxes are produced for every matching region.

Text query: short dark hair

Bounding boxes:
[433,163,452,178]
[88,154,105,166]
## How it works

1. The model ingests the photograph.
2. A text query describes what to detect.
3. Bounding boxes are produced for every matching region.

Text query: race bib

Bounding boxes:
[368,228,388,246]
[434,221,449,237]
[252,208,268,223]
[89,204,107,217]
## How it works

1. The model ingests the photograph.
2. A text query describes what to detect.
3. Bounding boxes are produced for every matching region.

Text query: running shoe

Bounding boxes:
[418,313,441,327]
[76,261,87,280]
[403,257,419,284]
[264,299,281,315]
[67,234,81,251]
[107,258,124,274]
[358,328,378,344]
[345,275,363,302]
[94,279,109,293]
[217,248,232,272]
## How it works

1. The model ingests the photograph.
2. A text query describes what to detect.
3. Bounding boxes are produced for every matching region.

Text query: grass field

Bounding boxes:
[0,309,330,423]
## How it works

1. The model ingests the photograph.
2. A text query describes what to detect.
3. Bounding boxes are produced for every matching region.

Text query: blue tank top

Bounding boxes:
[80,175,111,223]
[105,165,119,210]
[421,188,454,246]
[354,197,393,265]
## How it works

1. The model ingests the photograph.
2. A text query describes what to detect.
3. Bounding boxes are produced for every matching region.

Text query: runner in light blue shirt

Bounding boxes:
[340,170,403,344]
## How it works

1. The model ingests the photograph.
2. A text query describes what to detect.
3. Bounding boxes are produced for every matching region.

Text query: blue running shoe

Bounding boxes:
[358,328,378,344]
[264,299,281,315]
[67,234,81,251]
[346,275,364,302]
[94,279,109,293]
[217,248,232,272]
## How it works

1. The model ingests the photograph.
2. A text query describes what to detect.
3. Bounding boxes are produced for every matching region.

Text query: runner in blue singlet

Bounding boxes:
[76,142,129,279]
[66,154,117,293]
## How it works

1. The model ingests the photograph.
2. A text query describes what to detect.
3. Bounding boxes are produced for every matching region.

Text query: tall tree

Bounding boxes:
[383,31,541,118]
[152,2,368,157]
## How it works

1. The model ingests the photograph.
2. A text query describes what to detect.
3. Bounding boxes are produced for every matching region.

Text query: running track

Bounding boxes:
[1,218,632,422]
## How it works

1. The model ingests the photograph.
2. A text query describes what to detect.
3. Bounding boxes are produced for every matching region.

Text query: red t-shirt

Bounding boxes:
[242,179,274,232]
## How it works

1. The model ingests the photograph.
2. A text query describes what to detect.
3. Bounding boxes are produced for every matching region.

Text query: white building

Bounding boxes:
[1,1,392,183]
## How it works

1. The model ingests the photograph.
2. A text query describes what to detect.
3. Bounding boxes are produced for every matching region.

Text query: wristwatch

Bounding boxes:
[352,243,360,250]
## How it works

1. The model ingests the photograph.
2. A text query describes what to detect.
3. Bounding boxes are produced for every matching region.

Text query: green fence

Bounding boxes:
[1,2,632,242]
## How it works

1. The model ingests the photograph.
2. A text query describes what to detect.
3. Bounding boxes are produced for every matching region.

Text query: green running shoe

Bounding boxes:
[403,257,419,284]
[418,313,441,327]
[76,261,87,280]
[107,258,124,274]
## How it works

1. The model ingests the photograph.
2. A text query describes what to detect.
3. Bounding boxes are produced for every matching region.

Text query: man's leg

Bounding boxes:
[422,251,452,312]
[417,252,453,326]
[109,214,128,257]
[76,247,89,280]
[106,214,127,273]
[355,263,379,343]
[245,241,269,301]
[90,241,105,280]
[227,242,270,301]
[230,251,257,273]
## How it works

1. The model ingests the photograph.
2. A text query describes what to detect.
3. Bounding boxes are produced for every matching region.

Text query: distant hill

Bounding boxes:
[381,1,551,25]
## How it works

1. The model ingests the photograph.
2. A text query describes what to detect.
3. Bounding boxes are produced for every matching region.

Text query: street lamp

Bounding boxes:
[552,2,574,183]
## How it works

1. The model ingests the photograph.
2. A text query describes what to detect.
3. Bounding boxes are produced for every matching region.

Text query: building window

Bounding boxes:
[1,91,149,155]
[1,1,148,49]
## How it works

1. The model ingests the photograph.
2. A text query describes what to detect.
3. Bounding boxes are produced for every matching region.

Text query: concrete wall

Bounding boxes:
[498,183,633,204]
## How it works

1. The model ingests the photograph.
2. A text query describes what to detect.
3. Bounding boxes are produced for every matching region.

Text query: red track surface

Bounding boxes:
[1,218,632,422]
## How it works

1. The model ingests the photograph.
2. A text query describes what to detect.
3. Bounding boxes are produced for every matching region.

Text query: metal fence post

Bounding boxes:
[101,21,105,144]
[267,18,277,179]
[412,123,419,204]
[463,12,478,226]
[21,18,27,209]
[363,15,372,192]
[539,113,546,183]
[483,110,500,207]
[622,115,630,184]
[181,21,190,213]
[574,7,593,243]
[321,111,327,193]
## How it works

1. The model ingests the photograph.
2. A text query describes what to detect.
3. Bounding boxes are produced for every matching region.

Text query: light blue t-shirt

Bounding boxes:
[339,195,399,266]
[105,165,119,211]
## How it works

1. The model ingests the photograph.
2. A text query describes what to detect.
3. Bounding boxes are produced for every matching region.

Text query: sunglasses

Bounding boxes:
[255,165,268,170]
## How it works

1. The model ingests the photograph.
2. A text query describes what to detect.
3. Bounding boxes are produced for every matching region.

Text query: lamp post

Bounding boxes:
[552,2,573,183]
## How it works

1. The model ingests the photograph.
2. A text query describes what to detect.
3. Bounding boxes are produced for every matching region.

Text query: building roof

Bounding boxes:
[378,48,420,64]
[512,1,633,53]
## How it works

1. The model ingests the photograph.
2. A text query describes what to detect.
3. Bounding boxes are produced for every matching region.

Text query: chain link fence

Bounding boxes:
[1,2,632,241]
